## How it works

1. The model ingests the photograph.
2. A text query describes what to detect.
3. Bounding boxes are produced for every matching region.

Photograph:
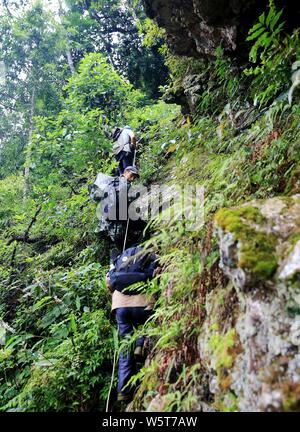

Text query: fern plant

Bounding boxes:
[246,1,285,64]
[243,1,299,108]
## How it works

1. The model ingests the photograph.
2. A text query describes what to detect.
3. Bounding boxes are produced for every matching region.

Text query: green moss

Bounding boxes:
[215,205,263,233]
[208,328,241,390]
[215,205,278,280]
[285,300,300,317]
[239,231,277,279]
[209,323,219,332]
[209,328,237,369]
[218,294,225,306]
[282,382,300,412]
[216,391,239,412]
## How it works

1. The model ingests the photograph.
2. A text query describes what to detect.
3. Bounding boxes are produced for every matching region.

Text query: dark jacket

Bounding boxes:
[108,246,158,295]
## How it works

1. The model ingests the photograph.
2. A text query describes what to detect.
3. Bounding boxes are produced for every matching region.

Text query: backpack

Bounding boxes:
[112,128,134,155]
[108,246,158,295]
[88,173,113,202]
[112,127,123,142]
[89,175,132,237]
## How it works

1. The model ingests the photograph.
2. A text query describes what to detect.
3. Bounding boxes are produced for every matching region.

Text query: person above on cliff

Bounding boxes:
[111,126,137,176]
[106,246,161,407]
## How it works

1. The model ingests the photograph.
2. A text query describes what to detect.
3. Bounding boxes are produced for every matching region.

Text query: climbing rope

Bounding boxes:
[123,218,130,253]
[133,144,137,165]
[122,146,137,253]
[106,328,119,412]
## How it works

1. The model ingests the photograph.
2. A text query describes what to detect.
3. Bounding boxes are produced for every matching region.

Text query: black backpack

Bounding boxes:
[108,246,158,295]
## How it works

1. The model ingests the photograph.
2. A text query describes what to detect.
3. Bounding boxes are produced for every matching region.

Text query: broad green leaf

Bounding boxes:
[32,296,53,312]
[70,313,77,335]
[248,22,263,34]
[246,27,266,41]
[273,22,285,36]
[270,10,284,31]
[259,12,266,25]
[266,8,275,27]
[75,296,81,310]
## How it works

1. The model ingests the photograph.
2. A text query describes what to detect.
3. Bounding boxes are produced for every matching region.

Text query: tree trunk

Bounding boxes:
[66,49,75,74]
[58,0,75,74]
[24,87,36,200]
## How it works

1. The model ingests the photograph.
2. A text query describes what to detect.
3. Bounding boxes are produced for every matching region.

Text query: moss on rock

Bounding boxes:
[282,382,300,412]
[208,327,242,391]
[215,205,278,280]
[215,205,264,233]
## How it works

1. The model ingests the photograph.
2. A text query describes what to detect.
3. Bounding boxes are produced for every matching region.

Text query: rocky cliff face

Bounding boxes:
[199,195,300,411]
[143,0,299,58]
[134,195,300,412]
[143,0,267,58]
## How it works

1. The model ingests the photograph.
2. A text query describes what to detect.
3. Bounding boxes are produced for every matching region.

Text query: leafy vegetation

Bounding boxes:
[0,0,299,413]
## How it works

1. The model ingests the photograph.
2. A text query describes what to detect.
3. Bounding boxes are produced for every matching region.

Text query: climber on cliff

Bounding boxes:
[97,166,144,261]
[111,126,137,176]
[106,245,161,407]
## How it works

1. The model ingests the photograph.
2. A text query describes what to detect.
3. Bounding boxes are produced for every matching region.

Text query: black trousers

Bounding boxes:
[115,307,152,394]
[116,151,134,175]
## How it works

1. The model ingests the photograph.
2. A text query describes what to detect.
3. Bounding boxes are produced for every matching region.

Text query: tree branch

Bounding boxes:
[7,235,45,246]
[25,205,42,239]
[7,205,42,246]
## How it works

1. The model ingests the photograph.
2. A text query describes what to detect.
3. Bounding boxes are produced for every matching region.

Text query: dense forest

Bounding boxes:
[0,0,300,412]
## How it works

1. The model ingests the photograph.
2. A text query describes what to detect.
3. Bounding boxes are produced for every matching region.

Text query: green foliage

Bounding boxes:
[141,18,166,48]
[0,2,71,179]
[243,1,299,108]
[29,52,145,193]
[0,9,155,411]
[1,309,113,412]
[246,2,285,63]
[64,53,145,120]
[158,1,298,117]
[0,250,114,411]
[129,100,180,182]
[0,0,300,414]
[63,0,168,98]
[0,175,24,228]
